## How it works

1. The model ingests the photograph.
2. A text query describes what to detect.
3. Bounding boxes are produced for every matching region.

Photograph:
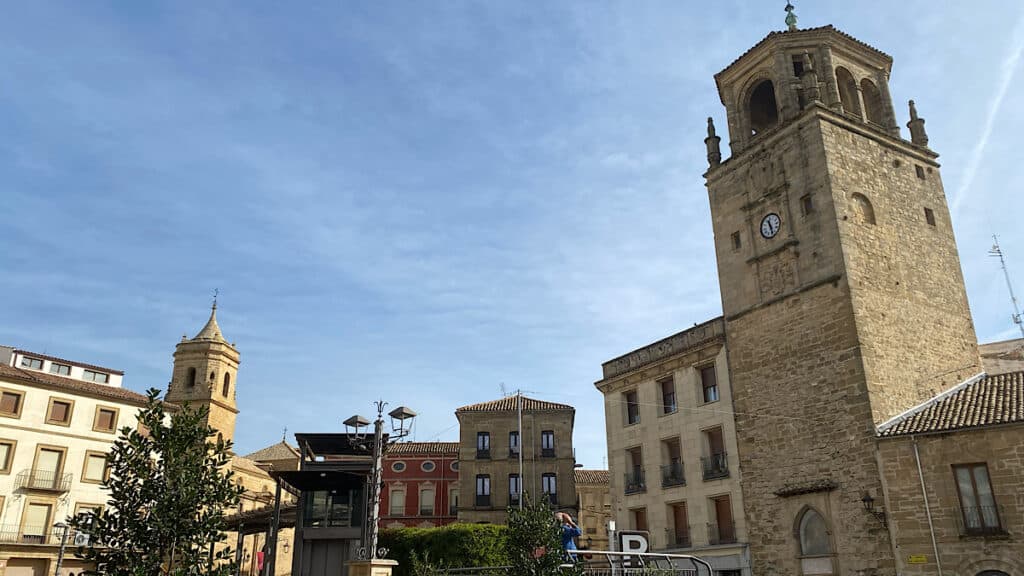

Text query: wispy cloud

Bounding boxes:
[951,13,1024,214]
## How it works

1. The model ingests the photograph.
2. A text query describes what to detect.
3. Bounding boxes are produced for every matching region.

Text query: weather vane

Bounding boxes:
[212,288,219,310]
[785,2,798,31]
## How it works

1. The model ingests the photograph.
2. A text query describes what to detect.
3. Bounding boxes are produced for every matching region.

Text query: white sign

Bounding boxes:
[617,530,649,568]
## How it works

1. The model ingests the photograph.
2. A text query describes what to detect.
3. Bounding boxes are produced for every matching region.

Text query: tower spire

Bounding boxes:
[784,2,798,31]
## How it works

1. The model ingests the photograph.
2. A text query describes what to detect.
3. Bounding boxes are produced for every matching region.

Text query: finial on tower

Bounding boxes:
[212,288,219,311]
[785,2,798,31]
[705,117,722,168]
[906,100,929,147]
[282,426,288,442]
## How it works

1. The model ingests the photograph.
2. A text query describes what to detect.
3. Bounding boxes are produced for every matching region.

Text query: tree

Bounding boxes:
[70,388,245,575]
[505,494,582,576]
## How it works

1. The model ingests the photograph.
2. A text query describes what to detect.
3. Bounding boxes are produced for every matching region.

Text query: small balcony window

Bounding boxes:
[624,391,640,425]
[476,432,491,459]
[541,430,555,457]
[954,463,1004,535]
[660,377,677,414]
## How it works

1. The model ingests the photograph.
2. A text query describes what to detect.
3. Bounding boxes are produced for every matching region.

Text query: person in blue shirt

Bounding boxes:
[556,512,582,562]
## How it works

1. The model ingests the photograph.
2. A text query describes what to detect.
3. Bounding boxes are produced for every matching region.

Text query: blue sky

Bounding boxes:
[2,1,1023,468]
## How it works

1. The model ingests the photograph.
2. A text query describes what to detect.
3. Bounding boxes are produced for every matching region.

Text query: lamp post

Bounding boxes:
[344,401,416,561]
[53,522,69,576]
[861,493,888,527]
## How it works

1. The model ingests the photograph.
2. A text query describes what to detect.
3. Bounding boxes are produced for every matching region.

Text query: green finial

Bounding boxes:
[785,2,798,31]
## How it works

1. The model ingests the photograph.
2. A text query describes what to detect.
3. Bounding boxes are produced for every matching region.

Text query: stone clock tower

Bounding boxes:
[166,302,240,444]
[704,17,982,576]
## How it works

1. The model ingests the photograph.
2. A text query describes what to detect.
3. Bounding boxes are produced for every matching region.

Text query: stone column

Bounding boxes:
[817,44,841,110]
[875,69,900,137]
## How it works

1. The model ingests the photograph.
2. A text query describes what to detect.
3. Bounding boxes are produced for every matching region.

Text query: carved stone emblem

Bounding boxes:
[760,254,796,298]
[747,151,785,194]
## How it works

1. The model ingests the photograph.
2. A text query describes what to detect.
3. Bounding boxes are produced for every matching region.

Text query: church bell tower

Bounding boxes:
[166,302,240,444]
[703,9,981,576]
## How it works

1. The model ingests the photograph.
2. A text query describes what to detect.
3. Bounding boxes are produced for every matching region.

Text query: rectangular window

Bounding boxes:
[624,390,640,425]
[389,489,405,516]
[74,503,103,523]
[49,363,71,376]
[731,231,741,251]
[915,165,926,179]
[21,502,53,543]
[924,207,936,226]
[660,377,677,414]
[46,398,74,426]
[632,507,648,532]
[82,452,109,483]
[419,488,435,516]
[954,463,1002,534]
[20,357,43,370]
[541,430,555,457]
[0,390,24,418]
[0,439,15,473]
[509,474,521,505]
[93,407,119,433]
[542,473,557,503]
[449,488,459,516]
[801,194,814,216]
[475,475,491,506]
[508,431,520,457]
[476,432,490,458]
[625,447,645,494]
[82,370,109,384]
[302,488,362,528]
[31,447,65,490]
[700,365,719,403]
[671,502,690,547]
[711,495,736,544]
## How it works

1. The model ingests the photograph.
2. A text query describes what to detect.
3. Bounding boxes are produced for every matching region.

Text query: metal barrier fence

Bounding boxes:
[443,550,713,576]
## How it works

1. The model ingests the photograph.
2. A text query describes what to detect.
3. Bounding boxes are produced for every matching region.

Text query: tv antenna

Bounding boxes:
[989,235,1024,340]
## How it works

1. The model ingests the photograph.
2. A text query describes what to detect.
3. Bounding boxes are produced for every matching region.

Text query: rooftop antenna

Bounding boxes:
[499,382,508,397]
[784,2,798,31]
[988,235,1024,341]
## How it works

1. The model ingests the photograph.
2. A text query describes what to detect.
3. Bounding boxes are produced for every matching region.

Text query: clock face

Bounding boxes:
[760,213,781,239]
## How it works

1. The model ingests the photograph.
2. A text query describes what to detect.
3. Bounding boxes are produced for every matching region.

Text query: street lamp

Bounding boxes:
[53,522,69,576]
[345,400,417,561]
[861,493,887,527]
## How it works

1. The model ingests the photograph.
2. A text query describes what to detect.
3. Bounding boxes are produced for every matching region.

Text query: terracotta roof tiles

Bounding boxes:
[456,396,574,413]
[878,372,1024,437]
[0,364,150,406]
[574,469,610,484]
[386,442,459,455]
[244,441,301,462]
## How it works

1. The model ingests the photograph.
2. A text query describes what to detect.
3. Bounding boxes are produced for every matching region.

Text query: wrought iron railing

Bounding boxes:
[707,522,736,545]
[419,507,435,516]
[956,505,1007,535]
[508,449,520,459]
[542,492,557,506]
[700,453,729,480]
[0,524,67,545]
[15,469,73,492]
[509,493,521,507]
[661,462,685,487]
[444,549,714,575]
[624,470,646,494]
[476,449,491,459]
[666,527,691,548]
[475,494,491,507]
[541,448,556,458]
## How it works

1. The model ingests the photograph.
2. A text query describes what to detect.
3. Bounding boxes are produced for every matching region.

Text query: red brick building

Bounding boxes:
[380,441,460,528]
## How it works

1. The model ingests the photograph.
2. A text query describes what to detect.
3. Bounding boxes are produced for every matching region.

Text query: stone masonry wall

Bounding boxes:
[822,118,982,424]
[878,427,1024,576]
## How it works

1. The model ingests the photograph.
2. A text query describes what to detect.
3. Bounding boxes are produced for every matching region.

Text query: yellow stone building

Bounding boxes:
[573,469,611,551]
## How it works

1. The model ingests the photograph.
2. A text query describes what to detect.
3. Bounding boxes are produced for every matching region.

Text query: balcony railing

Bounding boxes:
[956,505,1007,536]
[700,453,729,481]
[661,462,685,488]
[541,448,556,458]
[0,524,68,545]
[542,492,557,506]
[475,494,491,507]
[707,522,737,545]
[509,494,521,507]
[666,527,691,548]
[624,470,646,495]
[508,449,520,459]
[476,449,491,460]
[419,508,435,517]
[15,469,73,493]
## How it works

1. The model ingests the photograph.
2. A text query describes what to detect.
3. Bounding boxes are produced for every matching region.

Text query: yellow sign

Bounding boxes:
[908,555,928,564]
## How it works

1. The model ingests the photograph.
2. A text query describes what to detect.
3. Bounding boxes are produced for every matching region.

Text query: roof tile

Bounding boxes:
[574,469,609,484]
[456,396,574,413]
[386,442,459,455]
[0,364,150,406]
[878,372,1024,437]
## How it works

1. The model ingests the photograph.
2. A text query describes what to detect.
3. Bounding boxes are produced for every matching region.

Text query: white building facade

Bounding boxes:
[0,345,147,576]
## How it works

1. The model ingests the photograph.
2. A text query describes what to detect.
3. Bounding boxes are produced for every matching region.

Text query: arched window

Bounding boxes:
[209,371,216,382]
[852,193,876,225]
[799,509,831,556]
[835,67,860,118]
[860,79,884,126]
[222,373,231,397]
[748,80,779,135]
[186,367,196,388]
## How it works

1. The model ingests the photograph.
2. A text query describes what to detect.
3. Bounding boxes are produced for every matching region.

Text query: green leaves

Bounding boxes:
[505,494,582,576]
[70,388,245,576]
